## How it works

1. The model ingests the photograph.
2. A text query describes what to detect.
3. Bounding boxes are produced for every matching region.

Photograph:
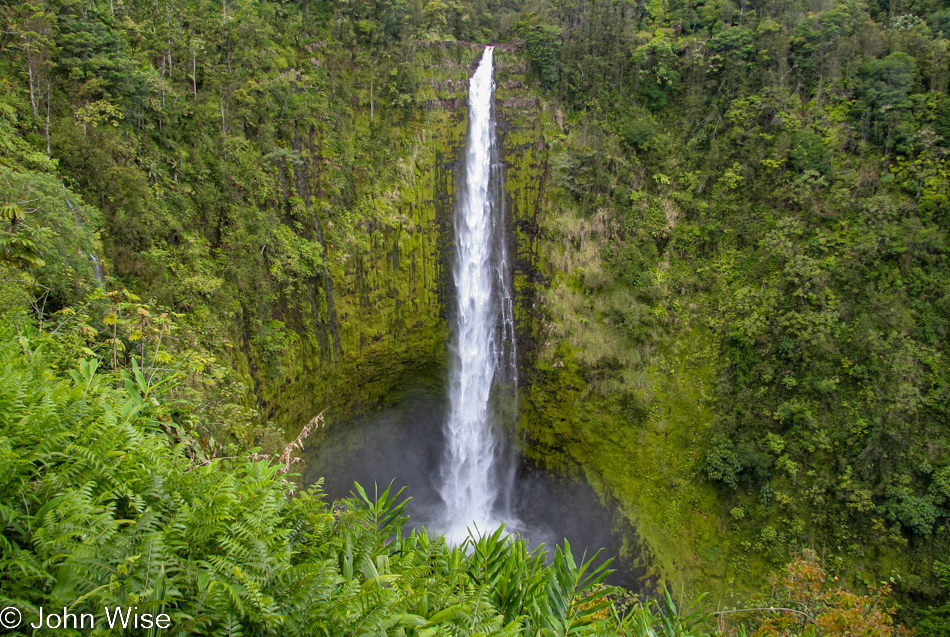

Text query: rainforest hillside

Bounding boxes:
[517,0,950,618]
[1,0,950,630]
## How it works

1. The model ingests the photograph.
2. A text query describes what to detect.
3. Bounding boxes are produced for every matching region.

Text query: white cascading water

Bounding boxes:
[440,46,518,544]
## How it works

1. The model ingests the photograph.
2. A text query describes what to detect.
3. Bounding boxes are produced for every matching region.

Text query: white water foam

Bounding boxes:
[439,46,520,545]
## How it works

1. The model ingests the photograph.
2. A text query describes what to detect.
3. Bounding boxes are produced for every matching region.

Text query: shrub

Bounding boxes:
[621,117,658,150]
[789,129,832,176]
[706,433,742,488]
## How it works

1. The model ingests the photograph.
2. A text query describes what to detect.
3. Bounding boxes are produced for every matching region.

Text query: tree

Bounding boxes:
[518,15,562,89]
[854,51,917,152]
[752,550,911,636]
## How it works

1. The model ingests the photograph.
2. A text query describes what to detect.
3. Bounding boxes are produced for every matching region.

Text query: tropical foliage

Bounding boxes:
[0,315,620,636]
[0,305,915,635]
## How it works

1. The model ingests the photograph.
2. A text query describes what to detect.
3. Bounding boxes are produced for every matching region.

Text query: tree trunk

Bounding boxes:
[220,93,226,136]
[44,80,51,158]
[27,61,37,118]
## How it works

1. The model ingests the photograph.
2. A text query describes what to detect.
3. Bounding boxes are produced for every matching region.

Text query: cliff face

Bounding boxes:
[250,43,558,437]
[235,44,477,431]
[265,43,672,590]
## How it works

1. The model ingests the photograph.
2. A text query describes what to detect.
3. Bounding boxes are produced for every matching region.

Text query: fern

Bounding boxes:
[0,321,727,637]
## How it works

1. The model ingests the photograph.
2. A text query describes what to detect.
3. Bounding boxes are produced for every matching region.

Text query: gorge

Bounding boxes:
[304,45,635,582]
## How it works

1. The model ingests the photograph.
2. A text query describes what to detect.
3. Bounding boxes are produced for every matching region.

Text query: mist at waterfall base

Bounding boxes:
[300,390,639,589]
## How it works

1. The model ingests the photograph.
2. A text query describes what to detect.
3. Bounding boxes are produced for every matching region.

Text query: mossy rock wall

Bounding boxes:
[237,44,481,432]
[250,42,560,438]
[492,50,729,598]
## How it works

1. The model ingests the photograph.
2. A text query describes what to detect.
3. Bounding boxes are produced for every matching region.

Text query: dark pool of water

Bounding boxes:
[301,389,649,591]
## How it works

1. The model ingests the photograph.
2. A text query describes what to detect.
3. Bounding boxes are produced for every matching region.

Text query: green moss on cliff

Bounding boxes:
[236,44,480,434]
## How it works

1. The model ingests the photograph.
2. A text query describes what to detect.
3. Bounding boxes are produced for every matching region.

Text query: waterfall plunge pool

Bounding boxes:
[300,385,648,592]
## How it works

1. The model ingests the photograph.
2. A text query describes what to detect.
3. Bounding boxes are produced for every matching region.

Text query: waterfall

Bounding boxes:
[439,46,519,543]
[63,184,104,283]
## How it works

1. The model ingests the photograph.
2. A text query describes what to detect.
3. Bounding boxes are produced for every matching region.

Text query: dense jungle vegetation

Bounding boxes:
[0,304,915,635]
[2,0,950,630]
[517,0,950,624]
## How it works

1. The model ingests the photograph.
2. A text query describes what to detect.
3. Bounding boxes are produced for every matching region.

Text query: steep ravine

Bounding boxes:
[251,44,548,444]
[240,41,668,594]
